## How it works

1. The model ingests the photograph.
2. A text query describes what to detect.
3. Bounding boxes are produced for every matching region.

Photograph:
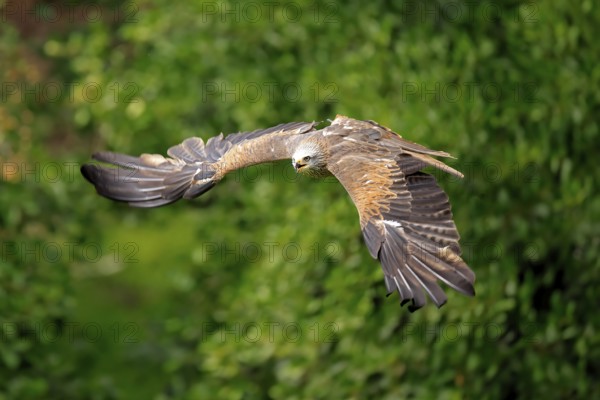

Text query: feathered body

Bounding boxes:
[82,115,475,311]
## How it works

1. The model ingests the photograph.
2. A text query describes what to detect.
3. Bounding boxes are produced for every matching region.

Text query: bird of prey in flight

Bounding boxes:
[81,115,475,311]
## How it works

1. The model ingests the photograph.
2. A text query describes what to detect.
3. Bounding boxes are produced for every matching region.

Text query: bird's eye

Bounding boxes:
[303,156,311,162]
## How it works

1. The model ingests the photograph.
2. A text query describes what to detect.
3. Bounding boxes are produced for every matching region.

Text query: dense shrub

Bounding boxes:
[1,1,598,398]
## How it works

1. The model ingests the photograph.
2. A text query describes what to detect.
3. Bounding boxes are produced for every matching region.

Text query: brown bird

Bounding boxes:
[81,115,475,311]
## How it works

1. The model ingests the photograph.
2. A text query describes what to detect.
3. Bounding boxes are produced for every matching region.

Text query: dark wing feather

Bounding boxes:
[81,121,317,207]
[225,121,315,145]
[81,152,211,208]
[327,121,474,311]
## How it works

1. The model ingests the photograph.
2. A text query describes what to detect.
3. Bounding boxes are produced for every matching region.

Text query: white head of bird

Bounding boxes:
[292,140,328,177]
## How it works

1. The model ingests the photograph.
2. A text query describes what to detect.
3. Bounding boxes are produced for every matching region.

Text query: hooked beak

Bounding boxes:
[294,161,305,171]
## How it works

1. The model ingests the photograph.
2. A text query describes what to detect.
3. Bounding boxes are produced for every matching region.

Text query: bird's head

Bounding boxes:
[292,140,328,177]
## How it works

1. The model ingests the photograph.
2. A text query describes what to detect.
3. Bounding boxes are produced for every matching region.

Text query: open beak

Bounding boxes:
[294,161,305,171]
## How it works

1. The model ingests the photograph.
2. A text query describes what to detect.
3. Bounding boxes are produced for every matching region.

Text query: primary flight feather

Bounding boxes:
[81,115,475,311]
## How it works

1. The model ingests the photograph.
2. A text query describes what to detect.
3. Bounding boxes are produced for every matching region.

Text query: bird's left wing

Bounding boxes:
[327,131,475,311]
[81,121,317,207]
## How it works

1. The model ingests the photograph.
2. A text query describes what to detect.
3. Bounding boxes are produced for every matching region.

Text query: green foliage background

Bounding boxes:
[1,0,599,398]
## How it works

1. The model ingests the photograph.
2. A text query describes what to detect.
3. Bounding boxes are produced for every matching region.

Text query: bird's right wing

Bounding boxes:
[81,121,317,207]
[325,120,475,311]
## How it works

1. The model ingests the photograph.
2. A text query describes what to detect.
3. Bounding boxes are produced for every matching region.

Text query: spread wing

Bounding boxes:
[81,121,317,207]
[327,120,475,311]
